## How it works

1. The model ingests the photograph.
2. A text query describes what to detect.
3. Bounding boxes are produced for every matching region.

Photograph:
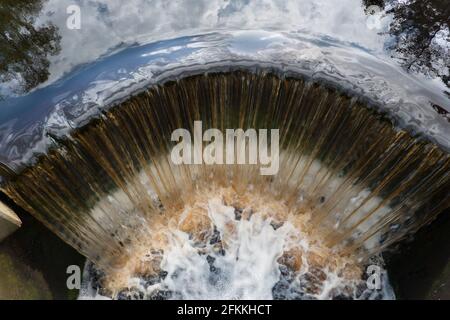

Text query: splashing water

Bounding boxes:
[79,188,394,300]
[161,200,292,300]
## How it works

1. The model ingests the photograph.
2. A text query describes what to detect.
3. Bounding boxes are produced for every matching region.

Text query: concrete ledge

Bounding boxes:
[0,211,84,299]
[0,201,21,242]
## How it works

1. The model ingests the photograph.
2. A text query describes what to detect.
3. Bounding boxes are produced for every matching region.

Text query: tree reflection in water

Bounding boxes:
[0,0,60,98]
[364,0,449,92]
[0,1,448,98]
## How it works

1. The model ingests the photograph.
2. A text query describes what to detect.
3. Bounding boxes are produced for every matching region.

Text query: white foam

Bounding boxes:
[80,196,395,300]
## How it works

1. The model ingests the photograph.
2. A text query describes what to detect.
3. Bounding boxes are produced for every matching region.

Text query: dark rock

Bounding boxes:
[117,287,144,300]
[234,208,243,221]
[210,227,221,245]
[149,290,173,300]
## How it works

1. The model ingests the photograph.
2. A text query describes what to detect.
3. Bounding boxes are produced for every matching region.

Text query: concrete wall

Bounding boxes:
[0,200,85,300]
[0,201,21,242]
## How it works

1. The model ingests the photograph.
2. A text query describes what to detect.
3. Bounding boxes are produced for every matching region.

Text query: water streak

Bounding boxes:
[1,71,448,293]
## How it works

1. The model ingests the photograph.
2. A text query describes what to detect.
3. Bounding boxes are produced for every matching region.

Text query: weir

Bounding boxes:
[0,32,448,299]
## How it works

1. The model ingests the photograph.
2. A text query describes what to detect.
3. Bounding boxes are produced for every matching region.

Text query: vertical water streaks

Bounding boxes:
[1,71,449,272]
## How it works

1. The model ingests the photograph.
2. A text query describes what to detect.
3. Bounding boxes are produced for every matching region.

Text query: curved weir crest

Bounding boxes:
[0,31,449,171]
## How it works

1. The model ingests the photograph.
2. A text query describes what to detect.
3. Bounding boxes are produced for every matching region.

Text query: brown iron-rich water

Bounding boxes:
[1,70,449,298]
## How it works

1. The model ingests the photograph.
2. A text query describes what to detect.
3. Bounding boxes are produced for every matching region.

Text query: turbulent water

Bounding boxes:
[79,189,394,300]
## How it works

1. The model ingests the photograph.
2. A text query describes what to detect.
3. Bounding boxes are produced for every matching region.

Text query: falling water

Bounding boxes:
[1,66,448,299]
[79,187,394,300]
